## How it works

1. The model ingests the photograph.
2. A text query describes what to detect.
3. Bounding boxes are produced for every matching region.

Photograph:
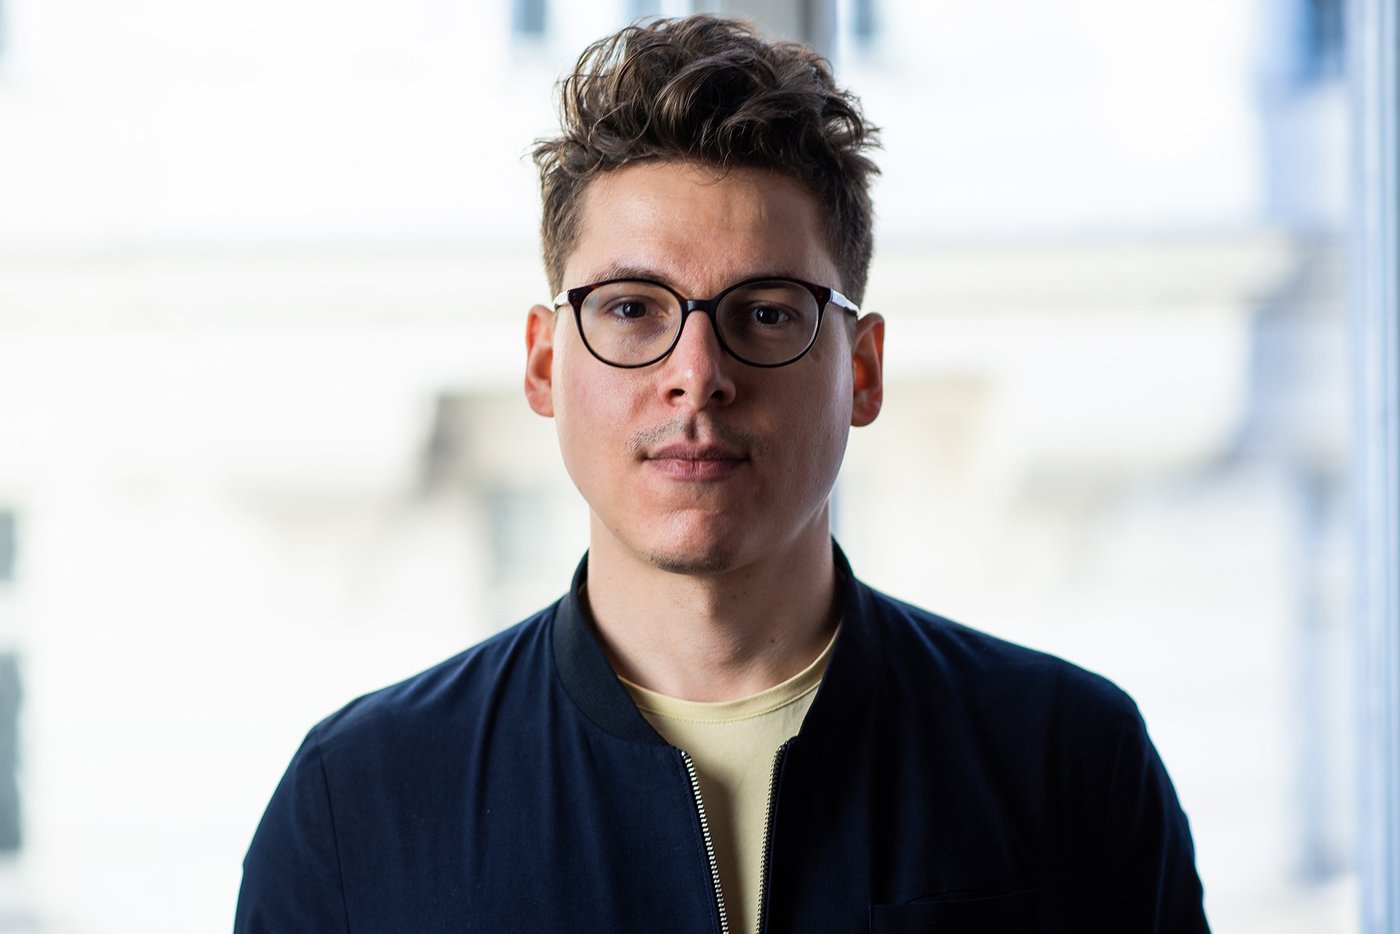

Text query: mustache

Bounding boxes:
[626,419,761,458]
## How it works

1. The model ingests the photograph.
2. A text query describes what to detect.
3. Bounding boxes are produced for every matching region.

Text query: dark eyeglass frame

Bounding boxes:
[551,275,861,369]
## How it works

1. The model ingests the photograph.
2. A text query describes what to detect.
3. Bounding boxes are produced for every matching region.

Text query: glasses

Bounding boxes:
[553,276,860,369]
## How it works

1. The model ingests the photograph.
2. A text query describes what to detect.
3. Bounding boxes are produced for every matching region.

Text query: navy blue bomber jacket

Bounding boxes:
[235,546,1210,933]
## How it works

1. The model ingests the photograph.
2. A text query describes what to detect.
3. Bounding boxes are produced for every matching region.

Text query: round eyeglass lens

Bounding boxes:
[715,280,821,364]
[579,281,682,365]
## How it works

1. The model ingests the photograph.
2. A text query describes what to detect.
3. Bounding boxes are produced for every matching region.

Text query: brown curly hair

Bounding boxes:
[532,15,881,303]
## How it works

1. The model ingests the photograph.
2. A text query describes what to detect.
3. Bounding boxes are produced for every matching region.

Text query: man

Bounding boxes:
[235,15,1209,933]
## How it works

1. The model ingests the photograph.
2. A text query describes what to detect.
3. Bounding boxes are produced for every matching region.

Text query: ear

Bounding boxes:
[849,312,884,428]
[524,304,557,418]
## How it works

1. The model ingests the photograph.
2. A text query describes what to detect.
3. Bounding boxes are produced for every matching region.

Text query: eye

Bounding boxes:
[600,296,664,321]
[719,282,814,335]
[750,304,791,327]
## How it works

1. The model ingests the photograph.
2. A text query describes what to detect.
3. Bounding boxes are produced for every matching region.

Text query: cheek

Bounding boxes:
[804,360,856,475]
[552,354,642,479]
[800,415,851,484]
[770,371,853,485]
[796,344,855,435]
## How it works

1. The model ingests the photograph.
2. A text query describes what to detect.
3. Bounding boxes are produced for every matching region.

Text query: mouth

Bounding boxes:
[644,442,749,481]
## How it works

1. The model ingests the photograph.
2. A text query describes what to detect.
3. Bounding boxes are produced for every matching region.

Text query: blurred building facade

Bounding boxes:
[0,0,1355,931]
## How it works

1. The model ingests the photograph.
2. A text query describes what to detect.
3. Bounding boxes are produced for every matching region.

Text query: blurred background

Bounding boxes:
[0,0,1363,930]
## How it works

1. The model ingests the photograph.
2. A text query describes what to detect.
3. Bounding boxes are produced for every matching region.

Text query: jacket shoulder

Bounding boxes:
[309,602,559,758]
[852,584,1208,931]
[862,585,1140,729]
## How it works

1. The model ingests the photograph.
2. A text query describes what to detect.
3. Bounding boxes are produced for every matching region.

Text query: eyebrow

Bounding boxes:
[586,262,667,284]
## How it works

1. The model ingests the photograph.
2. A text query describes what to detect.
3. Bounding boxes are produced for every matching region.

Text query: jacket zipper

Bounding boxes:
[680,749,730,934]
[755,740,791,934]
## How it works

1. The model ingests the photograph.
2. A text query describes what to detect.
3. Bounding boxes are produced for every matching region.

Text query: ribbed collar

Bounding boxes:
[550,541,883,746]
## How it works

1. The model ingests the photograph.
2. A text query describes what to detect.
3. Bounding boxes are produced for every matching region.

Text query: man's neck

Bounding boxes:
[582,525,839,703]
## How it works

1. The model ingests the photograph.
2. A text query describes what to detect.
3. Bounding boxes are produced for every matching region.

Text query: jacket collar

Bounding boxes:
[550,541,883,745]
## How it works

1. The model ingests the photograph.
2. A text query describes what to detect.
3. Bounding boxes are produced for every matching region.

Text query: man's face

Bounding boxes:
[525,161,883,576]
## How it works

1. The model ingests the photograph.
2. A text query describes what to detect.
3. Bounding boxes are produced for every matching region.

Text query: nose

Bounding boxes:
[658,310,736,409]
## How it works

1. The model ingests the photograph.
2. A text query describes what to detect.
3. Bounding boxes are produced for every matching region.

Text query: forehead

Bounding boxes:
[563,162,840,294]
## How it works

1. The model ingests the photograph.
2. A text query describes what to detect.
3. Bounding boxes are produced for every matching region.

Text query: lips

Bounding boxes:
[644,442,748,481]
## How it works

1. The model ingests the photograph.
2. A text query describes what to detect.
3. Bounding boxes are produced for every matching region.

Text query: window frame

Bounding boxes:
[1350,0,1400,930]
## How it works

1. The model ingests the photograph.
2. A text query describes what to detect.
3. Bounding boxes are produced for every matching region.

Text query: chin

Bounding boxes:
[641,546,738,576]
[634,519,749,576]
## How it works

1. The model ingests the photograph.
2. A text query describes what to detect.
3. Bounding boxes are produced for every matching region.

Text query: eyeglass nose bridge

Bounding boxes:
[663,297,736,361]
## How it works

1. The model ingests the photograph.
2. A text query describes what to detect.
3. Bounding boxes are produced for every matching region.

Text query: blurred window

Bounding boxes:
[487,487,544,582]
[626,1,692,24]
[0,655,18,852]
[513,0,547,38]
[849,0,876,45]
[0,512,14,584]
[1299,0,1344,81]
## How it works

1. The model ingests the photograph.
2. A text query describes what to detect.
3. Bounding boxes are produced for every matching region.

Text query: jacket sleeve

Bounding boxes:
[234,728,350,934]
[1092,703,1210,933]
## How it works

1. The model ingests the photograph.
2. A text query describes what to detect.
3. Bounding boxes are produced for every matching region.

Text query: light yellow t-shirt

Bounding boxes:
[620,629,837,934]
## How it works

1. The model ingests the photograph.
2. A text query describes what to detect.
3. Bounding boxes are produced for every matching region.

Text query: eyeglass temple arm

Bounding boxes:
[828,289,860,316]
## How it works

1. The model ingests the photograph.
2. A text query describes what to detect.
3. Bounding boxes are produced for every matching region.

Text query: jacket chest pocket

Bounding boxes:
[869,889,1047,933]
